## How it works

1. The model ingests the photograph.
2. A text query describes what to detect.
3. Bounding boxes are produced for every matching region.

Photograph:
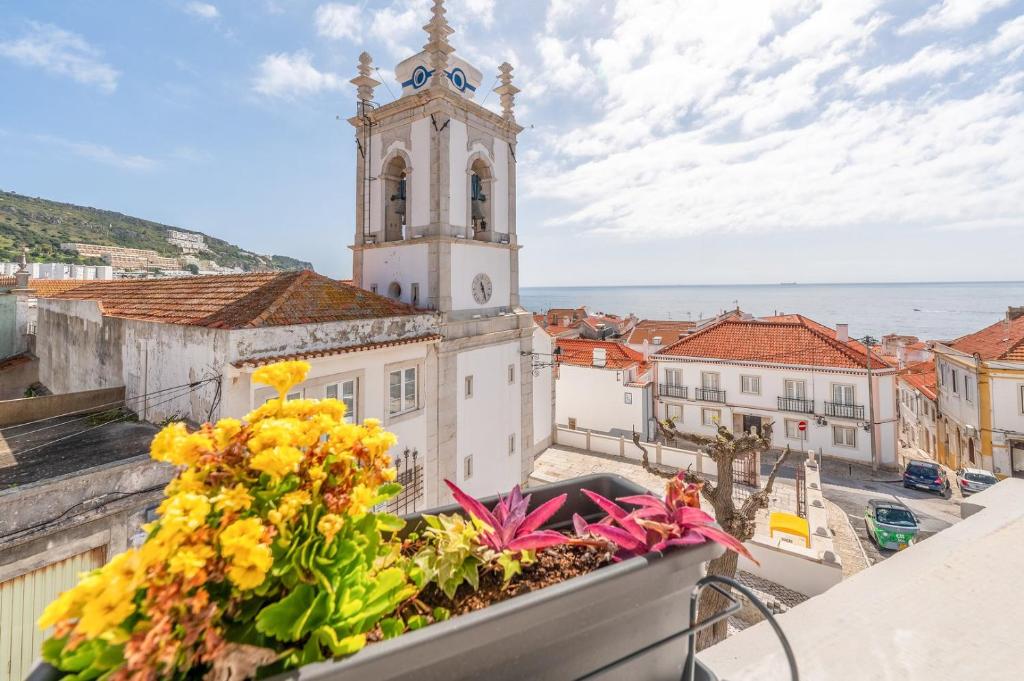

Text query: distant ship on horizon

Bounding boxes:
[780,282,799,286]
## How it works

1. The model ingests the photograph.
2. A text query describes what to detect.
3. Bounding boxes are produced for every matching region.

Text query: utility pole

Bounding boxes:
[859,335,880,470]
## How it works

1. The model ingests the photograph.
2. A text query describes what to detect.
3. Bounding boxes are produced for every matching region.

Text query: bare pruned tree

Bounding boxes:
[634,420,792,649]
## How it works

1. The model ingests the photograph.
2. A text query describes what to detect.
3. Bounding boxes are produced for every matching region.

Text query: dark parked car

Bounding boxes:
[903,460,949,495]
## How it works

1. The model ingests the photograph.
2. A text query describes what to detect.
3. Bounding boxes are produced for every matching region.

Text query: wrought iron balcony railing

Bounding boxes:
[777,396,815,414]
[660,384,688,399]
[824,401,865,420]
[695,387,726,403]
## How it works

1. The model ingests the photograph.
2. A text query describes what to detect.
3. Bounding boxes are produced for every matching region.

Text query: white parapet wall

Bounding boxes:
[554,426,718,476]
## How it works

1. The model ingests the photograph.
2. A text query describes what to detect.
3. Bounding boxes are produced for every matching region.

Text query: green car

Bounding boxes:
[865,499,919,550]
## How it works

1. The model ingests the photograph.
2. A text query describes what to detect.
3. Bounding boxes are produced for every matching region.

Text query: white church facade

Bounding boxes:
[347,0,551,500]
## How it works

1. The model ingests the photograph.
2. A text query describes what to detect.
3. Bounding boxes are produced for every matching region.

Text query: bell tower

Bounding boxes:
[348,0,538,498]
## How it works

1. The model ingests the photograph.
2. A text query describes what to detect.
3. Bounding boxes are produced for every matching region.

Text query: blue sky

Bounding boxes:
[1,0,1022,285]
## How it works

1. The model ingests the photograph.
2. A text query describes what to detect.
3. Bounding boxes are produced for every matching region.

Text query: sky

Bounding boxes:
[0,0,1022,285]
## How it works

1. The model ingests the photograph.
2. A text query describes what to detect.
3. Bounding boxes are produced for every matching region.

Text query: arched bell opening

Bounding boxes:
[383,155,409,242]
[468,158,493,240]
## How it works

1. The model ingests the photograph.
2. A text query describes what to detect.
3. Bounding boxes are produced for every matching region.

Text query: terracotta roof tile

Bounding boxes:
[556,338,645,370]
[656,316,891,370]
[627,319,695,346]
[0,276,14,288]
[900,360,938,401]
[30,279,92,296]
[949,315,1024,362]
[48,271,421,329]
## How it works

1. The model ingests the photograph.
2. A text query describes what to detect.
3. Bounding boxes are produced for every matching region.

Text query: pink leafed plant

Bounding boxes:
[575,474,757,563]
[444,480,568,552]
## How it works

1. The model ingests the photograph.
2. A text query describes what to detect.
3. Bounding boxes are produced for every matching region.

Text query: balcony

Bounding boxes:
[824,401,865,420]
[778,396,815,414]
[695,387,726,403]
[660,384,688,399]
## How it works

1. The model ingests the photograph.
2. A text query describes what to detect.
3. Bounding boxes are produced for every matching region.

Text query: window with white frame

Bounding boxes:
[833,425,857,447]
[784,379,806,399]
[326,380,357,423]
[832,383,855,405]
[701,372,720,390]
[964,377,973,403]
[389,366,417,415]
[465,375,474,399]
[740,375,761,395]
[702,408,721,426]
[287,389,303,400]
[667,404,683,421]
[785,419,807,440]
[951,369,959,395]
[665,368,684,386]
[1019,384,1024,414]
[624,392,632,404]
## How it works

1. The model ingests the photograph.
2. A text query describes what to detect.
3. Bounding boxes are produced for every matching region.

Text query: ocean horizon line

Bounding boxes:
[521,280,1024,290]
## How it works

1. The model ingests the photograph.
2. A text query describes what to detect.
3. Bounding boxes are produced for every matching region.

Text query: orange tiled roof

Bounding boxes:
[627,319,695,346]
[900,360,938,401]
[48,271,421,329]
[234,334,443,368]
[30,279,91,296]
[657,316,891,370]
[949,315,1024,362]
[556,338,645,370]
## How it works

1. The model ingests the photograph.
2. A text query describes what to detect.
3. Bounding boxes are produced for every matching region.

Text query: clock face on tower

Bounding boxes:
[472,273,492,304]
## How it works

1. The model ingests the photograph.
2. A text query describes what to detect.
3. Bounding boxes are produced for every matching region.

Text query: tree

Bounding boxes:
[633,421,792,649]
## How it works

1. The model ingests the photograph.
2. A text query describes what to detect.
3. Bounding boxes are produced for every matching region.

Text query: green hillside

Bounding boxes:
[0,190,312,271]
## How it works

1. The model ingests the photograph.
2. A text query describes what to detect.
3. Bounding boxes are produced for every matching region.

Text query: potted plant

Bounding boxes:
[31,361,740,681]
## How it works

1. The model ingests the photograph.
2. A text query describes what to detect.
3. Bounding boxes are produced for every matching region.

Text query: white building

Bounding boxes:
[554,339,653,440]
[933,308,1024,477]
[347,1,544,500]
[652,314,899,468]
[166,229,208,254]
[897,361,938,459]
[0,262,113,280]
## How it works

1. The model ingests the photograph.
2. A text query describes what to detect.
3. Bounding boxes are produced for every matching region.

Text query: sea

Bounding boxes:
[520,282,1024,341]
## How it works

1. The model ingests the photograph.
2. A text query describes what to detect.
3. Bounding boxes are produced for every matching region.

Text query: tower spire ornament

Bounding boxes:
[423,0,455,88]
[350,51,381,107]
[494,62,520,123]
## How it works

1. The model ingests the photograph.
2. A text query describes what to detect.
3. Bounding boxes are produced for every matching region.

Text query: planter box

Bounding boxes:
[29,475,722,681]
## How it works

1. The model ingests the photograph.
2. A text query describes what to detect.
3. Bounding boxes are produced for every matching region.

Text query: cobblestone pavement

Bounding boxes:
[824,497,870,577]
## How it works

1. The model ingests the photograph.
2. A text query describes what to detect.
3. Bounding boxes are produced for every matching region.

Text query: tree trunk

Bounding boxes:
[695,550,739,651]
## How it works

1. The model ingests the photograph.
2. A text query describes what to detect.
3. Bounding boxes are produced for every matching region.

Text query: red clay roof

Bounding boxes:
[556,338,646,370]
[0,277,89,294]
[949,315,1024,362]
[48,271,421,329]
[900,360,938,401]
[657,316,891,370]
[234,334,443,368]
[627,320,695,346]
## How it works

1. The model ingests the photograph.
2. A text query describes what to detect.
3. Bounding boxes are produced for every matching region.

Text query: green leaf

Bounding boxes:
[406,614,428,631]
[379,617,404,639]
[496,553,522,585]
[310,627,367,657]
[377,482,402,501]
[59,640,97,672]
[376,513,405,533]
[256,584,332,642]
[41,636,67,664]
[432,606,451,622]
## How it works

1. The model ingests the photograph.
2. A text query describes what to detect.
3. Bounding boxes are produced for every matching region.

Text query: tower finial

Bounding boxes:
[351,51,381,106]
[423,0,454,88]
[494,62,520,123]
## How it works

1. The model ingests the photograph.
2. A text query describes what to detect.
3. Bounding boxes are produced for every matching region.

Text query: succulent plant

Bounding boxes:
[413,513,484,600]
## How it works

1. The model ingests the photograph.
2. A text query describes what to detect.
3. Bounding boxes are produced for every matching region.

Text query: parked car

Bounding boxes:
[865,499,920,550]
[955,467,998,495]
[903,459,948,494]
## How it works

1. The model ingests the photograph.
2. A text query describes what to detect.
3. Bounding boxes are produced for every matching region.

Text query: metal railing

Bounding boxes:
[695,387,726,402]
[660,384,688,399]
[777,396,814,414]
[824,401,865,420]
[382,448,423,515]
[795,461,807,518]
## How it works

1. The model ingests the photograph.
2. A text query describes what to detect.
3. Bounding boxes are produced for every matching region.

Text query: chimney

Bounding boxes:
[1008,306,1024,321]
[592,347,606,368]
[836,323,849,343]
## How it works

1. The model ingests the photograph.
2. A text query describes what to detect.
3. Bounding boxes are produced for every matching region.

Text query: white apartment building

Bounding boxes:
[652,315,899,468]
[554,339,653,440]
[897,361,938,459]
[0,262,113,279]
[933,308,1024,477]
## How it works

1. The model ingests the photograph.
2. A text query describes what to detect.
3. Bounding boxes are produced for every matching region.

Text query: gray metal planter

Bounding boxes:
[29,474,723,681]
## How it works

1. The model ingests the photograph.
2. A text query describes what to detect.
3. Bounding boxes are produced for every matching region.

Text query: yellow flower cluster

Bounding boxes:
[39,359,406,679]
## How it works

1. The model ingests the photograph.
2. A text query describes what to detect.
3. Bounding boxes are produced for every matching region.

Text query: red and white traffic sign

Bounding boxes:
[798,421,807,431]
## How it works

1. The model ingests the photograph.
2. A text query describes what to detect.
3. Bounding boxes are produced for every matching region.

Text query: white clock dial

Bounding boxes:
[472,272,492,304]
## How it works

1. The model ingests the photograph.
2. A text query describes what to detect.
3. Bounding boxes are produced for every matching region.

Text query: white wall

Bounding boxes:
[556,364,646,437]
[456,339,523,498]
[449,242,511,310]
[655,360,898,466]
[990,369,1024,476]
[411,118,431,228]
[531,325,554,450]
[361,244,430,307]
[448,119,469,228]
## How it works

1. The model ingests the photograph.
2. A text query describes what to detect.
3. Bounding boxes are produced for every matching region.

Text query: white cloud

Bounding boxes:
[545,0,588,33]
[315,3,361,41]
[33,134,158,171]
[521,0,1024,242]
[0,22,119,92]
[898,0,1013,34]
[184,2,220,20]
[252,51,345,98]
